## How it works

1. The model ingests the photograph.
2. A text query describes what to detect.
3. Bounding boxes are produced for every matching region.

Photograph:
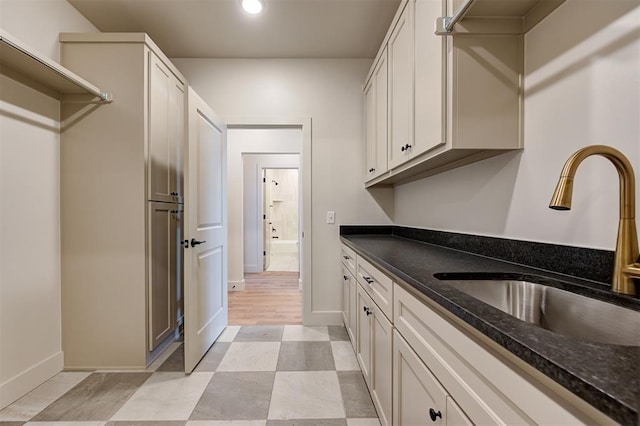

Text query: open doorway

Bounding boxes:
[225,122,310,326]
[263,168,299,272]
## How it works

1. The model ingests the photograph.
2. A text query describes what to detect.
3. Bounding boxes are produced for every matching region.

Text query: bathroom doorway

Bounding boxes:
[263,168,299,272]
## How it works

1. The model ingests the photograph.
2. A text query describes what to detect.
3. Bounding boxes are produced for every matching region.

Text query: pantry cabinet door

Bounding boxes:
[184,87,228,373]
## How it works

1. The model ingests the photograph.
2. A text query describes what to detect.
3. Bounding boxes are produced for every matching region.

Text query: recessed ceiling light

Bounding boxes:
[242,0,263,14]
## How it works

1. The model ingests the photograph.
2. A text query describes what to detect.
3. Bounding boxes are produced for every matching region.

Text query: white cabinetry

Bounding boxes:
[387,1,414,170]
[364,47,389,182]
[341,244,358,346]
[342,242,612,425]
[363,0,524,187]
[356,284,393,426]
[394,330,472,425]
[394,282,601,424]
[59,33,186,368]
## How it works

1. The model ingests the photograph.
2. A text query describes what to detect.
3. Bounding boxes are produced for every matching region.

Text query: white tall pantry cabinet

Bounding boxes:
[59,33,186,369]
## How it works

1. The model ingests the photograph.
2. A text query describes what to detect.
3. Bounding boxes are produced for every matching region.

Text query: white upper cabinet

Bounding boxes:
[363,0,526,187]
[388,2,414,170]
[364,47,389,182]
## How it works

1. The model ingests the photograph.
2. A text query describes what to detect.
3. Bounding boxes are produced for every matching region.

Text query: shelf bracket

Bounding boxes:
[434,0,476,35]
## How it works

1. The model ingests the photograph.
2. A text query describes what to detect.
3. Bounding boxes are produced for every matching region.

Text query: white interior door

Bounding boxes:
[184,87,227,373]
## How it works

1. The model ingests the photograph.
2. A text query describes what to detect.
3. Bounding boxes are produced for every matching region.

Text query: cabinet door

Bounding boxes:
[169,76,185,201]
[413,0,445,156]
[149,52,184,203]
[447,396,474,426]
[365,48,389,183]
[394,330,448,426]
[388,1,414,170]
[148,202,181,351]
[342,266,352,337]
[356,284,373,385]
[371,297,393,426]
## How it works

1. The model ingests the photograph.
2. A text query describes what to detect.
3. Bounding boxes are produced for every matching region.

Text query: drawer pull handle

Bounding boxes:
[363,306,372,316]
[429,408,442,422]
[343,275,349,281]
[363,276,374,284]
[343,255,350,260]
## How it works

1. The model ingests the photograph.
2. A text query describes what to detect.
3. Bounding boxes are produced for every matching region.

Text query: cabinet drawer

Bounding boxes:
[394,283,590,425]
[341,244,357,276]
[357,256,393,320]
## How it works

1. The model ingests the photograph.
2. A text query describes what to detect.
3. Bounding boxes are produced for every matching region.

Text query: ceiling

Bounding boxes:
[67,0,402,59]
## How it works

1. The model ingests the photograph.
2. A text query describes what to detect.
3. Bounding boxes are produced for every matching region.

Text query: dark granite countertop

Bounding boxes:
[340,234,640,425]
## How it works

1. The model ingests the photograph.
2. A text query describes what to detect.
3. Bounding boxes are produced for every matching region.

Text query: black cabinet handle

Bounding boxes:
[401,145,406,152]
[170,192,179,196]
[343,255,350,260]
[190,238,206,247]
[363,306,372,316]
[429,408,442,422]
[343,275,349,281]
[363,276,374,285]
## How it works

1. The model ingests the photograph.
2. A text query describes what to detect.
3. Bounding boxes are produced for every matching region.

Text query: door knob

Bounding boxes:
[190,238,207,247]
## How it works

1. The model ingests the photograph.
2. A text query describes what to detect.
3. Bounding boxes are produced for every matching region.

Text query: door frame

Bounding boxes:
[227,117,312,323]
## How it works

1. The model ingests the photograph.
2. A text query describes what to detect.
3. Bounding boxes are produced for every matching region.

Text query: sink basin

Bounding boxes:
[439,279,640,347]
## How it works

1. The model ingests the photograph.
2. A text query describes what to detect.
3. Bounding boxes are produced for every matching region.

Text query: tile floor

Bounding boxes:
[0,325,379,426]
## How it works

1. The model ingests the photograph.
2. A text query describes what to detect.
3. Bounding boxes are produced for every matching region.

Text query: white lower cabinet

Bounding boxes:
[356,284,393,426]
[342,264,357,347]
[394,330,472,425]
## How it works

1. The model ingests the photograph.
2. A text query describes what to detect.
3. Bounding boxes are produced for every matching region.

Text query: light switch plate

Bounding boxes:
[327,211,335,224]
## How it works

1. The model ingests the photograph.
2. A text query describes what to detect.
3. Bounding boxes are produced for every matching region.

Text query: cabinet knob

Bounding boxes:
[343,275,349,281]
[401,145,406,152]
[363,306,372,316]
[429,408,442,422]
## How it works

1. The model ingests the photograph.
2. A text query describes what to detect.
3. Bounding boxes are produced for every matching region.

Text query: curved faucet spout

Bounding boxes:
[549,145,638,296]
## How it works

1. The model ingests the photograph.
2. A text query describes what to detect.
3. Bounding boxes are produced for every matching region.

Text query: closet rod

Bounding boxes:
[441,0,476,33]
[0,31,112,102]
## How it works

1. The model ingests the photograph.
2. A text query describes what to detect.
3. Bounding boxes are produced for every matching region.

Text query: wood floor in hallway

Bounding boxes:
[228,271,302,325]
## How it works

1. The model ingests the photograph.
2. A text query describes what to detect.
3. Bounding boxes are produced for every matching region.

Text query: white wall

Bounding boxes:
[395,1,640,251]
[0,0,97,408]
[243,154,300,274]
[173,59,393,320]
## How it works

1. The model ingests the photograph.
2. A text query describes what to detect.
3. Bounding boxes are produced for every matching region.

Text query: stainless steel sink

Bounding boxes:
[442,280,640,347]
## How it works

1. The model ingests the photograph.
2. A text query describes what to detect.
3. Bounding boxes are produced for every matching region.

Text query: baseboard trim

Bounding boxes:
[303,311,343,326]
[0,351,63,409]
[229,279,245,291]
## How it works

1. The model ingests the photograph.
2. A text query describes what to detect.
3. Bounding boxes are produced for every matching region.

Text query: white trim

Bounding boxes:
[227,117,312,324]
[304,311,343,326]
[229,279,246,291]
[0,351,63,409]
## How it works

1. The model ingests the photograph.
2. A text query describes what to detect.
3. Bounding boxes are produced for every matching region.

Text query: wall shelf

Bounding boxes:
[0,30,112,102]
[436,0,566,35]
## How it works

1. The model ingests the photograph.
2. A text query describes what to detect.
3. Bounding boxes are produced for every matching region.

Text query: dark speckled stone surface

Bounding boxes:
[340,229,640,425]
